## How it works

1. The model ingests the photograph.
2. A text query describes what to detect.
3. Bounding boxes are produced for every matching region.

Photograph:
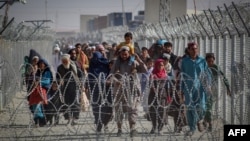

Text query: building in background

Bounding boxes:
[107,12,132,27]
[128,10,144,31]
[80,15,98,33]
[97,16,108,30]
[134,10,144,21]
[87,16,108,32]
[85,12,133,32]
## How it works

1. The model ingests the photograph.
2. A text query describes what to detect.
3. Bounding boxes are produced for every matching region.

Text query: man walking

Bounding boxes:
[56,54,83,125]
[110,46,147,137]
[181,42,211,136]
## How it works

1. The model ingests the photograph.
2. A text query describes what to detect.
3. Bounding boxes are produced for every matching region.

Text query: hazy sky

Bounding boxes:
[0,0,243,31]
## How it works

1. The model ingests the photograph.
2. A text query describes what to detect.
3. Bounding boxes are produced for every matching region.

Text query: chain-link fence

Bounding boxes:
[0,20,55,110]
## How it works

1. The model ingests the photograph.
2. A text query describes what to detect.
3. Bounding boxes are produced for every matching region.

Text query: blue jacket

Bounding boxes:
[36,58,53,90]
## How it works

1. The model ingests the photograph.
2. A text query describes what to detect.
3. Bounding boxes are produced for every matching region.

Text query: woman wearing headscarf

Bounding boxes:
[26,56,39,94]
[36,58,53,91]
[35,58,53,126]
[148,59,168,134]
[88,51,113,133]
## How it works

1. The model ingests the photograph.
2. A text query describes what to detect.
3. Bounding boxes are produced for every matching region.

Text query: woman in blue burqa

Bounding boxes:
[88,51,113,133]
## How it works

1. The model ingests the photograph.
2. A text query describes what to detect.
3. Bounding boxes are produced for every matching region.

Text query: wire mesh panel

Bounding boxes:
[0,19,55,110]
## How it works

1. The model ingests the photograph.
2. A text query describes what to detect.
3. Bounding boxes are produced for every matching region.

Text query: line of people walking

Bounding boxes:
[23,32,231,137]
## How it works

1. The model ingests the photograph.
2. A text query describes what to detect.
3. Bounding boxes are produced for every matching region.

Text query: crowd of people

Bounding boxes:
[24,32,231,137]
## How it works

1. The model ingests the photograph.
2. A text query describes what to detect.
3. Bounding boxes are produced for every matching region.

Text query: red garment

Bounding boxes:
[152,59,171,104]
[29,85,48,105]
[152,59,167,79]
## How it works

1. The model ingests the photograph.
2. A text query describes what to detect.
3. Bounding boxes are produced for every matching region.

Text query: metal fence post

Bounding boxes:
[230,35,236,124]
[222,35,228,122]
[239,34,246,124]
[0,56,2,111]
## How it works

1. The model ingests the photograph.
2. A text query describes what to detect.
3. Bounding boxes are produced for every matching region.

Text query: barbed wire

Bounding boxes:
[0,54,249,140]
[0,21,55,41]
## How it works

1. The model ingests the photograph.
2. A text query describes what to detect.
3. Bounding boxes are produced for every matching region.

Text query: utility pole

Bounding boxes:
[45,0,48,27]
[55,10,58,32]
[121,0,126,26]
